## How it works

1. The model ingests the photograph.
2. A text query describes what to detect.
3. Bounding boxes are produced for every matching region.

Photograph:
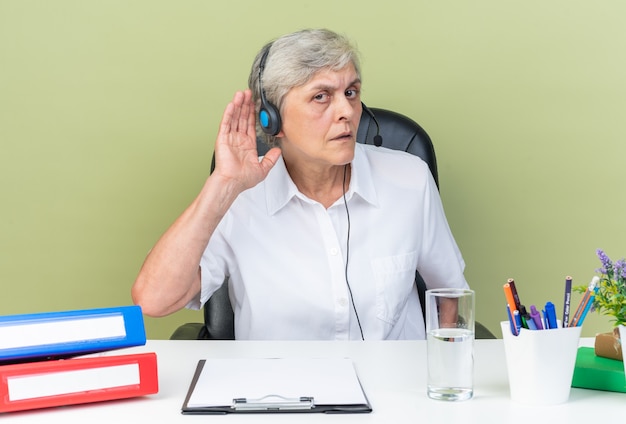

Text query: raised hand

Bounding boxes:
[213,89,281,193]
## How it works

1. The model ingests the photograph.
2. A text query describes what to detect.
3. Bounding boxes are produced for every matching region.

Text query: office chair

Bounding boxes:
[170,106,496,340]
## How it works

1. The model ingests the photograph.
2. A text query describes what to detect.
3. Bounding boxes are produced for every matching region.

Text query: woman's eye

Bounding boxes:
[314,93,328,102]
[346,89,359,99]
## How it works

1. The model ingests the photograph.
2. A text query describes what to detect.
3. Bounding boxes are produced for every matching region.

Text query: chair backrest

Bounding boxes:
[203,106,437,340]
[358,107,438,187]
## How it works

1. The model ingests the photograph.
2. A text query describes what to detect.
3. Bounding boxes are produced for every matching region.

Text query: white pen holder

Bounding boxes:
[500,321,582,405]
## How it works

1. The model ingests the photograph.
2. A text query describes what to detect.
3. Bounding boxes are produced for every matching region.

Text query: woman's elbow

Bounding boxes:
[131,279,166,317]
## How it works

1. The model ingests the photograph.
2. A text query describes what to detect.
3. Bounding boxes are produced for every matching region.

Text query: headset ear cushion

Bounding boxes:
[259,102,281,136]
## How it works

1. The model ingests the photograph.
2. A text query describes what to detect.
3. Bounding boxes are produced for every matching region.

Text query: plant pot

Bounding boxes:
[594,326,623,361]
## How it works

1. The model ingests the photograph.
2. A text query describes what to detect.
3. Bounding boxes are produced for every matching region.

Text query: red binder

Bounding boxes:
[0,352,158,413]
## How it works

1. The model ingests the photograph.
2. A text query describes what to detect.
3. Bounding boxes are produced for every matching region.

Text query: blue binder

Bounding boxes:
[0,305,146,363]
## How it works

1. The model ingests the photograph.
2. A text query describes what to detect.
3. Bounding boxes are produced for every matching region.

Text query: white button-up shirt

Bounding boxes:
[189,143,468,340]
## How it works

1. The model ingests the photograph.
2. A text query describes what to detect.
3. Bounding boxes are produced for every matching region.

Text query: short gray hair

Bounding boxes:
[248,29,361,146]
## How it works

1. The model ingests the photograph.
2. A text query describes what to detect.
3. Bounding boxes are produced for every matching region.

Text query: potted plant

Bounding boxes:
[578,249,626,361]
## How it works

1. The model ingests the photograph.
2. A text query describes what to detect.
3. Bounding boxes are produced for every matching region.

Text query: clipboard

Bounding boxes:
[181,358,372,414]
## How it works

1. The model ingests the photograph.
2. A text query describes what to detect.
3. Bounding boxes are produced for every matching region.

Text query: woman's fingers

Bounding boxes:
[219,90,255,137]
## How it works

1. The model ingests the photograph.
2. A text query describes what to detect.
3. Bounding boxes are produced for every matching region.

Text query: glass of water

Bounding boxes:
[426,288,475,401]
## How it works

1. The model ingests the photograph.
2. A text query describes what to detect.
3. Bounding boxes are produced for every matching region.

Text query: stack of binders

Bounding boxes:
[0,305,158,413]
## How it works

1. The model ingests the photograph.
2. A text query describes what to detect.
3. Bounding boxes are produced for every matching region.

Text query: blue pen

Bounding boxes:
[529,305,544,330]
[506,305,518,336]
[513,309,522,334]
[544,301,558,329]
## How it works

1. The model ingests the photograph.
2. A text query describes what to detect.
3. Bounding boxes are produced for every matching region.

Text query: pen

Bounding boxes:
[529,305,544,330]
[519,304,537,330]
[576,286,598,327]
[544,302,558,329]
[569,276,600,327]
[508,278,522,311]
[513,310,522,334]
[518,305,531,329]
[503,281,519,314]
[562,276,572,328]
[506,304,518,336]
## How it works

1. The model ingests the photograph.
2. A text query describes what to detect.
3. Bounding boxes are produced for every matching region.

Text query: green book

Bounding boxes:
[571,347,626,393]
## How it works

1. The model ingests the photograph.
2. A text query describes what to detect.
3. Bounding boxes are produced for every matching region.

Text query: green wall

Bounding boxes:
[1,0,624,339]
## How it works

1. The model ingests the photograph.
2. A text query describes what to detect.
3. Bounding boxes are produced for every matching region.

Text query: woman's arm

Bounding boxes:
[131,89,281,316]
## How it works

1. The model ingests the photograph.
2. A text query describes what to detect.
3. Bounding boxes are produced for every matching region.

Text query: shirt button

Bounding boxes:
[330,247,339,255]
[338,298,348,307]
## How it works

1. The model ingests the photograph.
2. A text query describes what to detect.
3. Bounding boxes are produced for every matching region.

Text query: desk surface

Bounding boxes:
[3,338,623,423]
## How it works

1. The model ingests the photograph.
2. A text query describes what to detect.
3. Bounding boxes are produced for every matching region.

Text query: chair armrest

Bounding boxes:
[170,322,206,340]
[476,322,496,339]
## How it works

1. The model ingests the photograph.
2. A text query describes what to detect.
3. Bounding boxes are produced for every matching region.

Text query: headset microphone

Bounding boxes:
[258,47,282,136]
[361,102,383,147]
[373,133,383,147]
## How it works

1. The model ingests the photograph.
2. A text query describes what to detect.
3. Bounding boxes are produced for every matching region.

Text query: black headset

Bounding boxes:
[257,47,282,136]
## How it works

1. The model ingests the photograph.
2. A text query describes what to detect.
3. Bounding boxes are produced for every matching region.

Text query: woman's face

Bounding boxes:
[277,64,362,169]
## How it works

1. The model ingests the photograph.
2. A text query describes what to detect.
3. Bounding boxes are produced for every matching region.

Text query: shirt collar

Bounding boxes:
[264,143,379,216]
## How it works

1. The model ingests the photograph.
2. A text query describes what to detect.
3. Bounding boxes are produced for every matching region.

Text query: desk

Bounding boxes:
[3,339,623,423]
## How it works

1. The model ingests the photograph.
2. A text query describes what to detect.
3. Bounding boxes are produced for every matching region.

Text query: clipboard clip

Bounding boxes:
[232,394,315,411]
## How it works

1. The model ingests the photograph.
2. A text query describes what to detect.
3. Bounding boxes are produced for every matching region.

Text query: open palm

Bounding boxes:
[213,90,281,192]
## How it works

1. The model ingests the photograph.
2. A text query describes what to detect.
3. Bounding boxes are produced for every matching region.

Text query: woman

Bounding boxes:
[131,29,468,340]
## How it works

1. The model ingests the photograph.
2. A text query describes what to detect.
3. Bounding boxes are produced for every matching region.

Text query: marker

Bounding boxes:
[519,305,531,329]
[529,305,544,330]
[544,302,558,329]
[562,276,572,328]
